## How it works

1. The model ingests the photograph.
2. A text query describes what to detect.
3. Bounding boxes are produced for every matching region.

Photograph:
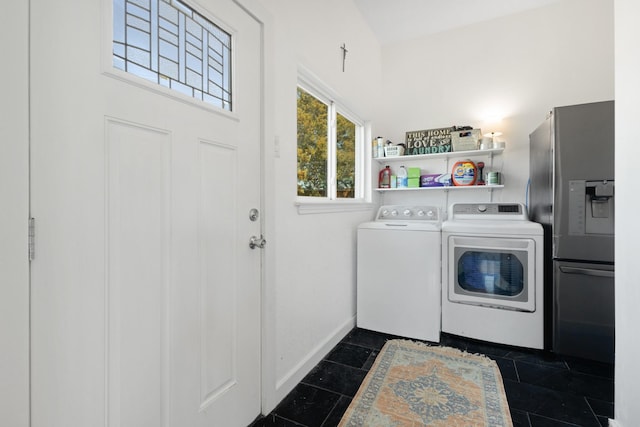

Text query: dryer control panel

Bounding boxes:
[450,203,527,220]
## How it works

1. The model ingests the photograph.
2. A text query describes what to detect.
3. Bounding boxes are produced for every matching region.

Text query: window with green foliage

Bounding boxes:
[297,88,328,197]
[297,85,363,200]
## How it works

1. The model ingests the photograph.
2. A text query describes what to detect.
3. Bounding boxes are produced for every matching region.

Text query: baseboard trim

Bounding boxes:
[273,316,356,402]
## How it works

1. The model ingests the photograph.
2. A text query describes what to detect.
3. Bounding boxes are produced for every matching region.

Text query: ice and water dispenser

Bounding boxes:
[568,180,614,236]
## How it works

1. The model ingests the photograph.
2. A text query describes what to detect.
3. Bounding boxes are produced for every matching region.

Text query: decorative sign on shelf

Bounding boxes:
[405,127,454,155]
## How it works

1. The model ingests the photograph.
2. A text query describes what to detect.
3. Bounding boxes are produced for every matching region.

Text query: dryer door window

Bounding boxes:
[457,251,525,297]
[448,236,536,312]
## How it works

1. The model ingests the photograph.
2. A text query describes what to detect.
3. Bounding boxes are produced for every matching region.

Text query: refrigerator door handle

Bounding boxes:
[559,265,615,278]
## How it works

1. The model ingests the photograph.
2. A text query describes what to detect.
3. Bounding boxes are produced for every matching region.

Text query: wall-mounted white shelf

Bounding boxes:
[375,185,504,193]
[374,147,504,163]
[374,147,505,202]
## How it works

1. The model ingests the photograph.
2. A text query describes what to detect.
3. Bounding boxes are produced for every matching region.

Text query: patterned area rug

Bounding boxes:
[339,339,513,427]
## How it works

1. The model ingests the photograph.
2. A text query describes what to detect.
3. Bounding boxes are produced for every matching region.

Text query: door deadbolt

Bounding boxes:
[249,208,260,222]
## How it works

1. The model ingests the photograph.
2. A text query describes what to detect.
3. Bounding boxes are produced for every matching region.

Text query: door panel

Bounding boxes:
[199,140,238,407]
[553,260,615,363]
[0,2,30,426]
[553,101,615,262]
[30,1,262,426]
[106,119,171,426]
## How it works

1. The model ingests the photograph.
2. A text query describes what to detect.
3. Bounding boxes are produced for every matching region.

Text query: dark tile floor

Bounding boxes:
[250,328,614,427]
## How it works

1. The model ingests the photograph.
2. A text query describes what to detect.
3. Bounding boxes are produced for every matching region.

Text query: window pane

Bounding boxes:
[297,88,328,197]
[336,113,356,199]
[457,251,524,296]
[113,0,232,110]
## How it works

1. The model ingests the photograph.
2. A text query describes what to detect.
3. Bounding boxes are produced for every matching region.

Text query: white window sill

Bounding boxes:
[295,199,376,215]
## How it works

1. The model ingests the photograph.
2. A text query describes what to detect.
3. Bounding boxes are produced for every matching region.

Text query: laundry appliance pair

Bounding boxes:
[357,203,544,350]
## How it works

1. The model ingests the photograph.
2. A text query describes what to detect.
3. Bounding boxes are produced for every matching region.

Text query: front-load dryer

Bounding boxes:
[441,203,544,349]
[357,205,441,342]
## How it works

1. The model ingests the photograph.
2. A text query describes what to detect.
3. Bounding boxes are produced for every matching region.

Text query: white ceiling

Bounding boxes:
[353,0,563,45]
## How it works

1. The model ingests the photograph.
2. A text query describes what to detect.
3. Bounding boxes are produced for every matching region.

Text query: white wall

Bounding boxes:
[377,0,613,211]
[257,0,621,419]
[256,0,383,411]
[614,0,640,425]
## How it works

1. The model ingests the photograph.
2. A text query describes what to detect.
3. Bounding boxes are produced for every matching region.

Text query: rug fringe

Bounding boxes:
[385,339,497,365]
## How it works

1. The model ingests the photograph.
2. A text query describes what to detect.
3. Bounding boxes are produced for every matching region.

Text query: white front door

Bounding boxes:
[30,0,263,426]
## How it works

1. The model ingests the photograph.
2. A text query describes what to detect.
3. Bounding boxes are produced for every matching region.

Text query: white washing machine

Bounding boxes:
[357,205,441,342]
[441,203,544,349]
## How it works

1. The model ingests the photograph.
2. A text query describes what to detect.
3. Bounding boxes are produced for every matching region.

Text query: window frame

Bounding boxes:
[103,0,237,117]
[296,69,372,213]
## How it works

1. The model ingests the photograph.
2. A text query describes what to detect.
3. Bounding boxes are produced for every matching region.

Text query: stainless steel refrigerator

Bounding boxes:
[529,100,614,363]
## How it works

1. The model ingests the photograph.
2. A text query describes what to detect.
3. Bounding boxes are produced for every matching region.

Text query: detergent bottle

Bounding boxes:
[451,160,477,186]
[397,166,408,188]
[378,166,392,188]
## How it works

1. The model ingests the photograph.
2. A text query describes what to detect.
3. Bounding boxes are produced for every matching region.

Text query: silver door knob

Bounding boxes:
[249,235,267,249]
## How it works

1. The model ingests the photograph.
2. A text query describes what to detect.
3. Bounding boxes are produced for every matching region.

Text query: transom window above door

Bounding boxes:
[113,0,232,111]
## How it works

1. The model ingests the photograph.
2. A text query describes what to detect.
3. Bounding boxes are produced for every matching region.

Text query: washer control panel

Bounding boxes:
[376,205,440,221]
